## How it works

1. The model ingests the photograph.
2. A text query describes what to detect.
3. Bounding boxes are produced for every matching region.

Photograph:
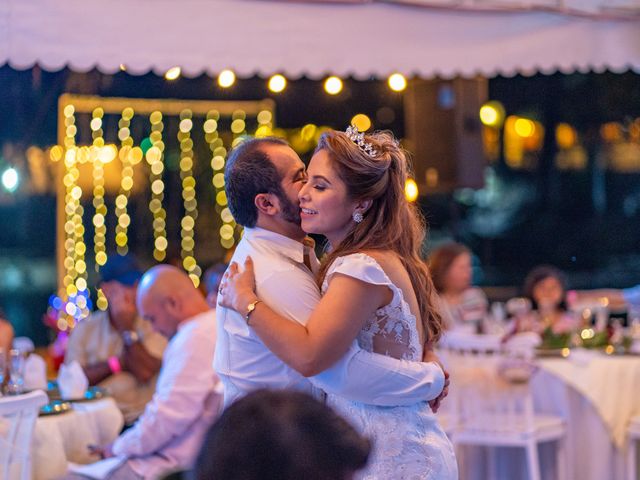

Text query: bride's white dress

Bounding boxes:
[322,253,458,480]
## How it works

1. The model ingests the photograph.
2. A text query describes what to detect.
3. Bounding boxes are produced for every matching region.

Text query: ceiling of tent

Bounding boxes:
[1,0,639,78]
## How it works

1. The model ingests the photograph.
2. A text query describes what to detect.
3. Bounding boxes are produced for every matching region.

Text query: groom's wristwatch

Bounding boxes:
[245,300,262,323]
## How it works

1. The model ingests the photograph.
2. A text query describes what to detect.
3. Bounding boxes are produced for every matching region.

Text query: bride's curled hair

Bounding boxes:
[316,129,444,345]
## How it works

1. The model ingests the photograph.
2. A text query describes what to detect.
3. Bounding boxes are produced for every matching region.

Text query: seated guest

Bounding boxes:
[519,265,579,334]
[0,308,14,355]
[0,309,14,383]
[65,265,222,480]
[194,389,370,480]
[429,242,488,330]
[64,253,166,424]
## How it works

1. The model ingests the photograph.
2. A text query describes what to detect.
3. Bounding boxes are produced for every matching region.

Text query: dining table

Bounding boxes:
[32,396,123,480]
[438,332,640,480]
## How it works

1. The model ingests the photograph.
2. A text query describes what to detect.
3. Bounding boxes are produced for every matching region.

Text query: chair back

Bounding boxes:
[12,337,35,354]
[0,390,48,480]
[440,333,538,437]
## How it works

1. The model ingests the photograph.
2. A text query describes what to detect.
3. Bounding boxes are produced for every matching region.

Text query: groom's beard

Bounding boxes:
[277,193,302,226]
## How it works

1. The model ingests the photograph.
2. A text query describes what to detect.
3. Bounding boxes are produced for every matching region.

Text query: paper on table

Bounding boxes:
[67,457,127,479]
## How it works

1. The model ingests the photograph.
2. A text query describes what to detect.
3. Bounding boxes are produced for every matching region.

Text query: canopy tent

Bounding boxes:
[1,0,639,79]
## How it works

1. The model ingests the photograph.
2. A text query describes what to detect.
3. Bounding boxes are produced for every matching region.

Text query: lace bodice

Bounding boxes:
[322,253,423,362]
[321,253,457,480]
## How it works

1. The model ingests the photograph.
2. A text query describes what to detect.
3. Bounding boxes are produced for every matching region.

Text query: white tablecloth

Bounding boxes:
[32,398,124,480]
[441,347,640,480]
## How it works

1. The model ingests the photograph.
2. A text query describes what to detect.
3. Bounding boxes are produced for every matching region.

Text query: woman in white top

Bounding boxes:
[219,128,457,479]
[429,242,488,331]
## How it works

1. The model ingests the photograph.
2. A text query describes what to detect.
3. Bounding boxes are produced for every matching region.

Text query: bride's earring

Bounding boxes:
[352,211,364,223]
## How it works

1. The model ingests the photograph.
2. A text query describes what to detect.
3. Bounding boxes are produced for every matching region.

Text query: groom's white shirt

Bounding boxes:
[214,227,445,408]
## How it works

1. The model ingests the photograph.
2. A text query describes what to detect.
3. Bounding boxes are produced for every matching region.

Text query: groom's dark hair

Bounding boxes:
[225,137,289,228]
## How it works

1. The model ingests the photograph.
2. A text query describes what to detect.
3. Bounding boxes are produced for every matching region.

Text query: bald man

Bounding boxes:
[65,266,222,480]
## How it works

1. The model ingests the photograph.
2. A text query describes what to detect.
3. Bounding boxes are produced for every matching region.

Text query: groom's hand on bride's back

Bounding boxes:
[423,349,449,413]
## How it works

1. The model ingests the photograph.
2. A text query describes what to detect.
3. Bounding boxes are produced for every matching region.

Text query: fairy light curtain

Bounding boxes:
[52,95,274,331]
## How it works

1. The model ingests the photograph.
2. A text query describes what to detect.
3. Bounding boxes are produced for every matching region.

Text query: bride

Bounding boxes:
[219,127,458,479]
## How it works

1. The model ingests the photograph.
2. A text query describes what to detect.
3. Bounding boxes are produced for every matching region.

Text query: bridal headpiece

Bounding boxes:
[345,125,378,157]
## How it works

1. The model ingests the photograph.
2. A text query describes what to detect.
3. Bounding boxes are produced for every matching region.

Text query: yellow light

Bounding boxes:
[605,345,615,355]
[479,101,505,128]
[514,118,536,138]
[75,277,87,292]
[580,328,595,340]
[351,114,372,132]
[257,110,272,124]
[179,119,193,132]
[561,348,570,358]
[50,145,63,162]
[216,191,228,206]
[556,123,577,149]
[98,145,117,163]
[231,119,246,134]
[324,76,343,95]
[95,251,107,266]
[63,105,75,117]
[204,119,218,134]
[268,74,287,93]
[155,236,168,251]
[189,274,200,288]
[388,73,407,92]
[218,69,236,88]
[165,66,181,81]
[119,64,127,71]
[405,178,419,202]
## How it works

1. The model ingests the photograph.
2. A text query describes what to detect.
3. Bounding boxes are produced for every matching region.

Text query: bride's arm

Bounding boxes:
[220,257,390,377]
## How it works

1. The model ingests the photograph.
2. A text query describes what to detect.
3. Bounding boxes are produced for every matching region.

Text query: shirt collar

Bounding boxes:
[243,227,306,264]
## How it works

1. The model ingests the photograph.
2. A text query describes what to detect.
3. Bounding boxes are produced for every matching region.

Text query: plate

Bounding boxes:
[47,386,107,402]
[40,400,72,416]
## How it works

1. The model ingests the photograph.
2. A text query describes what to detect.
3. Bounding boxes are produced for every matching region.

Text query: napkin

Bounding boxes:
[58,360,89,399]
[23,353,47,390]
[68,457,127,479]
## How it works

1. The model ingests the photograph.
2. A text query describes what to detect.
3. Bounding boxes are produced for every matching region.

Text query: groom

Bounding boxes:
[214,137,448,409]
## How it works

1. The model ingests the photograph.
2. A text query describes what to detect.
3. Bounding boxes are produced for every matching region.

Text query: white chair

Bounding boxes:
[441,335,567,480]
[0,390,48,480]
[12,337,35,354]
[627,416,640,480]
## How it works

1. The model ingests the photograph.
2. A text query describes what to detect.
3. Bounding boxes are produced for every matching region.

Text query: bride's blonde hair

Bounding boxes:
[315,130,444,345]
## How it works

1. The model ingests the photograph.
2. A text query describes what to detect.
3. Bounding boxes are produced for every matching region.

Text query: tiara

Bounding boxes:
[345,125,378,157]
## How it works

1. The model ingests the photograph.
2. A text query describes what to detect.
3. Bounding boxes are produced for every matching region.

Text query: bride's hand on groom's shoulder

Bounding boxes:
[218,257,259,313]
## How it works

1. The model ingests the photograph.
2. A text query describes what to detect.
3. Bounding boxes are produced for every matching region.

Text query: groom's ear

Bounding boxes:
[254,193,280,217]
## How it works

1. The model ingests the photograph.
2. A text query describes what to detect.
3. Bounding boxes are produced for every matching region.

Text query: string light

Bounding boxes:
[268,74,287,93]
[178,109,201,287]
[147,111,168,262]
[205,110,235,251]
[115,107,138,256]
[92,108,108,281]
[218,70,236,88]
[388,73,407,92]
[324,76,343,95]
[164,66,181,81]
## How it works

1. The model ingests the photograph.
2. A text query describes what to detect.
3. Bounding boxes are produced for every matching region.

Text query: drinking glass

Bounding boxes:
[7,349,26,395]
